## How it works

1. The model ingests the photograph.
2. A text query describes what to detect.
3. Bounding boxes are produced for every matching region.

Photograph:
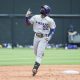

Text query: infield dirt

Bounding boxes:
[0,65,80,80]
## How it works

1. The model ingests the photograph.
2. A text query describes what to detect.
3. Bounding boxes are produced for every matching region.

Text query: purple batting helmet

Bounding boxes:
[40,5,51,15]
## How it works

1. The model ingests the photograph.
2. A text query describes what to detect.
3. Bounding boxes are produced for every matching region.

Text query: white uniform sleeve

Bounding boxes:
[29,15,36,24]
[49,19,56,29]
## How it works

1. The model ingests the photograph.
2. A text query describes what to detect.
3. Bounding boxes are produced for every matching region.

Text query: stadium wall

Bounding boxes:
[0,0,80,46]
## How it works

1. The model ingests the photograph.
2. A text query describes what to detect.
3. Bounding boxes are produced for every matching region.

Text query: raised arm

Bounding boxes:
[25,8,32,25]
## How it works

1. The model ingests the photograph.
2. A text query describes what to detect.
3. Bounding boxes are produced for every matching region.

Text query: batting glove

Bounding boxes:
[45,34,53,42]
[45,36,50,41]
[25,8,32,17]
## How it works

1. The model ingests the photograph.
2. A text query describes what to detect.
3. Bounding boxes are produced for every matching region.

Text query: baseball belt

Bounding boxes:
[35,33,48,38]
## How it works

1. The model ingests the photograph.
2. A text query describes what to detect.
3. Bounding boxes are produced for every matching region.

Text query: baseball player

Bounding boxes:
[25,5,56,76]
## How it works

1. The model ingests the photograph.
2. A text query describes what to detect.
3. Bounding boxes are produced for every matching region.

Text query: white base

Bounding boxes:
[62,70,80,75]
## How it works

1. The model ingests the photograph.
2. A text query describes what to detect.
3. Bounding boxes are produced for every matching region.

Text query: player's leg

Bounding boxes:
[33,36,39,56]
[32,38,47,76]
[36,38,47,64]
[32,36,40,76]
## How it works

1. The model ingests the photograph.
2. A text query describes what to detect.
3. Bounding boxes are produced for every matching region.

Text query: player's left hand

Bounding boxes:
[45,36,50,41]
[45,35,52,41]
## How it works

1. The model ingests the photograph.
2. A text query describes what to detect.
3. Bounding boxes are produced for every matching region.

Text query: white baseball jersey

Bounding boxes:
[29,15,56,34]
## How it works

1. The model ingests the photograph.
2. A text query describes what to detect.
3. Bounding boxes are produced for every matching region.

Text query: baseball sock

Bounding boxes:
[33,61,40,70]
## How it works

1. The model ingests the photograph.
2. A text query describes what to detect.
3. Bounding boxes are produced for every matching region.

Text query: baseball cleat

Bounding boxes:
[32,69,37,76]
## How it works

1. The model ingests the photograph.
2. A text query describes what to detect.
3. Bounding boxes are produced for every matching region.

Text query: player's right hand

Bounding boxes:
[25,8,32,17]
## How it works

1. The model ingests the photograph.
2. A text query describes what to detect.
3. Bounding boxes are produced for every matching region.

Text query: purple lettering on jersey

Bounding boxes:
[36,21,48,27]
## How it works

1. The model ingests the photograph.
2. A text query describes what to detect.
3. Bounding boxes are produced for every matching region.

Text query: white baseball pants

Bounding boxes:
[33,34,48,64]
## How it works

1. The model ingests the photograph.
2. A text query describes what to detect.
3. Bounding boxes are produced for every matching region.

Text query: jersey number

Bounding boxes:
[43,25,48,30]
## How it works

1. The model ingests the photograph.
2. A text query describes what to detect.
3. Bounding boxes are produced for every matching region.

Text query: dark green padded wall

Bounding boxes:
[0,0,80,45]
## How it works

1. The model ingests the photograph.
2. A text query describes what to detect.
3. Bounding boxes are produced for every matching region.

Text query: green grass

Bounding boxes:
[0,48,80,66]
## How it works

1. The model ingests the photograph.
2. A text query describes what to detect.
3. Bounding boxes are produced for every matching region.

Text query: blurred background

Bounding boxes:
[0,0,80,49]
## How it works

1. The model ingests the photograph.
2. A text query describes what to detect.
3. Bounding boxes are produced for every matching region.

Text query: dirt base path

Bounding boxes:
[0,65,80,80]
